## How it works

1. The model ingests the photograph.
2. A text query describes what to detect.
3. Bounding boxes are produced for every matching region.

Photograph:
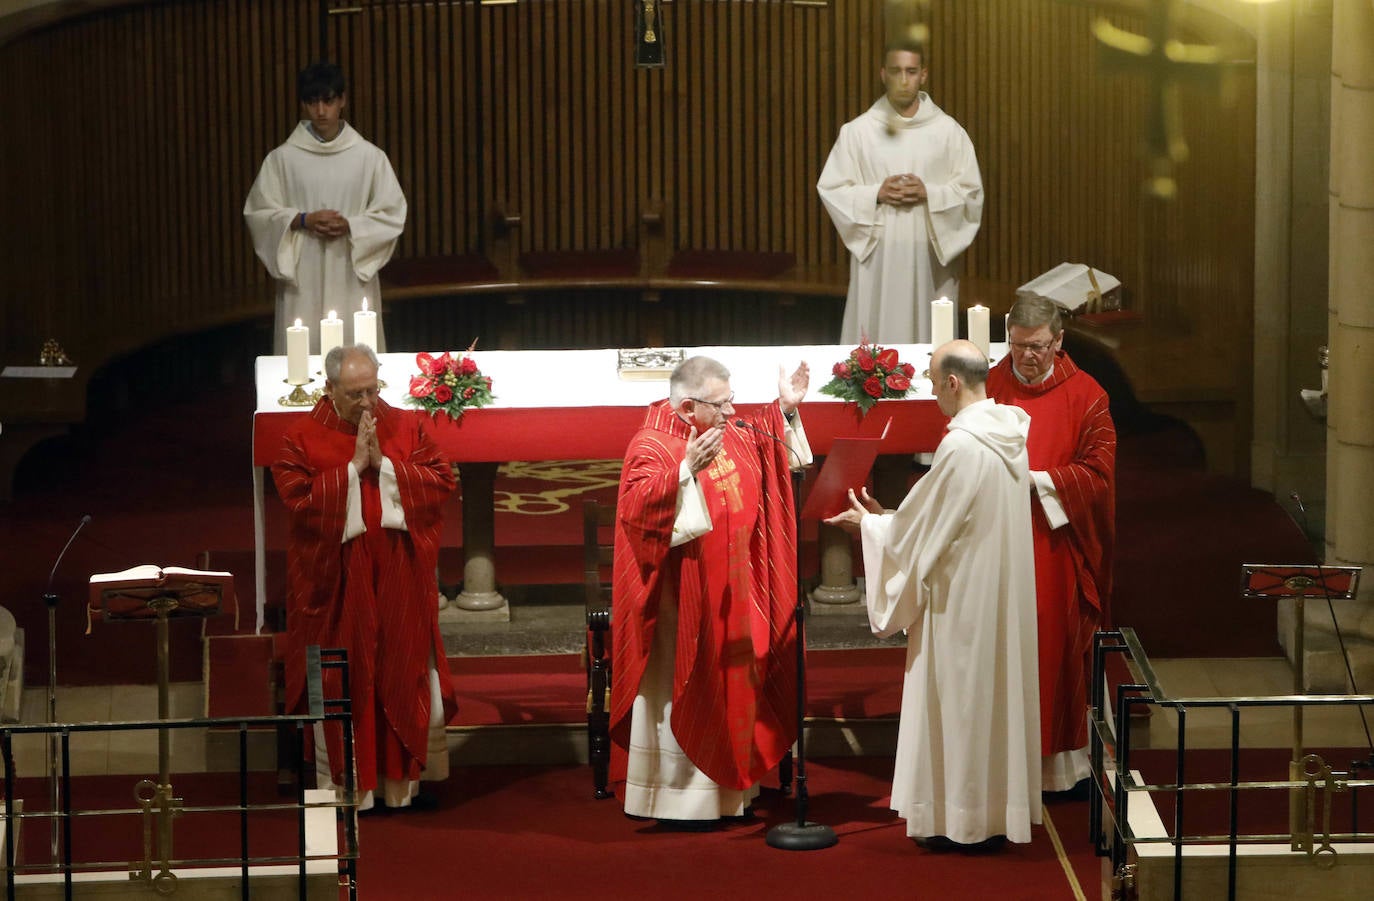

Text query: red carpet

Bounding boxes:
[5,762,1100,899]
[448,648,909,728]
[355,759,1100,900]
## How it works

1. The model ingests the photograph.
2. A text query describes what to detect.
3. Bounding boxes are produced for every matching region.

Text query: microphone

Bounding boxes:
[1289,491,1310,535]
[46,514,92,596]
[734,418,806,469]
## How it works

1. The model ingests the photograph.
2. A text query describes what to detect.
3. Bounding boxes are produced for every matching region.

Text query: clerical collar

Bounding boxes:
[1013,362,1054,386]
[306,121,346,143]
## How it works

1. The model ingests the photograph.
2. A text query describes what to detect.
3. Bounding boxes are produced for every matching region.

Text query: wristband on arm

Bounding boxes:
[298,212,307,230]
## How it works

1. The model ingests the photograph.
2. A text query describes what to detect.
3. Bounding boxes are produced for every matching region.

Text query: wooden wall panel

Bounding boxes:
[0,0,1254,432]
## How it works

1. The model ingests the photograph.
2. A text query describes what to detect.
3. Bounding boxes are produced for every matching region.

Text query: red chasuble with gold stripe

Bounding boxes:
[987,351,1116,755]
[610,400,799,790]
[272,398,457,792]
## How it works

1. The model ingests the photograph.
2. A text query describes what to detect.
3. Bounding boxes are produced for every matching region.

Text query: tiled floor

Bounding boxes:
[1138,657,1374,752]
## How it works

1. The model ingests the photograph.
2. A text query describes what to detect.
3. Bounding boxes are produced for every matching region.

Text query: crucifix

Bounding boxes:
[1092,0,1237,199]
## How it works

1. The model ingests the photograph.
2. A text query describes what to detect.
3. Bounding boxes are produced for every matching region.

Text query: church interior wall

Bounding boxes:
[1,0,1260,473]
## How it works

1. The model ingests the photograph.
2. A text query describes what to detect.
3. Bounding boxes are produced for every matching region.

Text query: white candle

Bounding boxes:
[968,304,990,358]
[320,310,344,360]
[931,297,955,348]
[354,298,378,350]
[286,319,309,384]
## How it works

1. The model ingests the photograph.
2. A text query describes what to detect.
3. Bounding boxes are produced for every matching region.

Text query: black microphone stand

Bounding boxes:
[43,514,90,864]
[766,464,837,851]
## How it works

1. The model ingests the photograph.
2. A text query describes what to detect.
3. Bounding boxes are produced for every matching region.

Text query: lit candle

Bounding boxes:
[286,319,309,384]
[354,298,378,350]
[931,297,955,348]
[320,310,344,360]
[968,304,990,358]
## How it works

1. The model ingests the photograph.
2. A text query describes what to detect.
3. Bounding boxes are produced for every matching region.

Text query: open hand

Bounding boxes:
[684,425,724,474]
[779,362,810,413]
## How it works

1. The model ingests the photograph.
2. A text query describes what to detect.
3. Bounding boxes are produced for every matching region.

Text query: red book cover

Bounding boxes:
[800,419,891,521]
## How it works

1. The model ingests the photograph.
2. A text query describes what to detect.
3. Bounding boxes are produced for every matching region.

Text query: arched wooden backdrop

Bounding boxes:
[0,0,1255,468]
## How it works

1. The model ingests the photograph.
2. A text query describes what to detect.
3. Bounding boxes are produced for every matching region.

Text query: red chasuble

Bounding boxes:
[987,352,1116,755]
[610,400,799,790]
[272,398,458,791]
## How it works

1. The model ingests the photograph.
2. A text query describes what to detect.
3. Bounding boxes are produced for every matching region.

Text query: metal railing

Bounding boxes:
[0,646,358,901]
[1090,628,1374,901]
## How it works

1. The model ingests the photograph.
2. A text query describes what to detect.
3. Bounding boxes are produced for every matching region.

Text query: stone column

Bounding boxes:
[1291,0,1374,691]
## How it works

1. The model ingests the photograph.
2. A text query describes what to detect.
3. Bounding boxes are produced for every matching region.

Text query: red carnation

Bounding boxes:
[409,375,434,398]
[876,348,899,371]
[459,356,479,376]
[886,374,911,392]
[863,376,883,398]
[856,347,876,373]
[901,363,916,378]
[832,361,851,379]
[434,384,454,404]
[463,387,476,399]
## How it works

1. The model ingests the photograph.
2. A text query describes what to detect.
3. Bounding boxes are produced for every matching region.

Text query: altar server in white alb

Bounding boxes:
[245,61,406,353]
[827,340,1040,849]
[817,41,983,344]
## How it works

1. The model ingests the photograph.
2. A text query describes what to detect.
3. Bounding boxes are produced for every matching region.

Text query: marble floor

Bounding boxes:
[7,657,1373,779]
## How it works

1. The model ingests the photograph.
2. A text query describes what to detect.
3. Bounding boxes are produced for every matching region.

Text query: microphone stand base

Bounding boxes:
[766,821,838,851]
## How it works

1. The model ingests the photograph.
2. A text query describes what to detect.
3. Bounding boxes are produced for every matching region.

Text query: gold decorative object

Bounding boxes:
[643,0,656,42]
[278,378,317,407]
[39,338,73,366]
[1294,753,1347,867]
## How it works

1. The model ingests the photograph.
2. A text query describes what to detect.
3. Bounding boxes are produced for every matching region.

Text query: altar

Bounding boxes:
[251,344,1006,629]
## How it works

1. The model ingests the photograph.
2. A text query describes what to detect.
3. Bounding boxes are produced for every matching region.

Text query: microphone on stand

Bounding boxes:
[732,420,835,849]
[733,418,806,470]
[46,514,92,596]
[42,513,90,865]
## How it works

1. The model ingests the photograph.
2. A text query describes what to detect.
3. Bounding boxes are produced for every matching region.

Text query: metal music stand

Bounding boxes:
[88,566,230,891]
[1240,563,1361,849]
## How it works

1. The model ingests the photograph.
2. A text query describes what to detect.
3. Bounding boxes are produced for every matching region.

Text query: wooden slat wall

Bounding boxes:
[0,0,1253,399]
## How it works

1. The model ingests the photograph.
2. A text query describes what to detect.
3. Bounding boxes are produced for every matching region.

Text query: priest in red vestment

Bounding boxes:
[611,355,812,822]
[273,345,458,811]
[987,297,1116,792]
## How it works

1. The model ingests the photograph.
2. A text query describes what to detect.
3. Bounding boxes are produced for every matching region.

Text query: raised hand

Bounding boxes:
[779,361,810,413]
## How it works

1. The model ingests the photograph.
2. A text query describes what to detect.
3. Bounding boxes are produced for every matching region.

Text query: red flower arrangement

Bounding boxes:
[819,340,916,414]
[406,348,494,419]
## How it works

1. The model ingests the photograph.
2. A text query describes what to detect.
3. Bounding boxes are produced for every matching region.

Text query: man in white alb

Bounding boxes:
[827,340,1040,849]
[818,41,983,344]
[244,62,405,352]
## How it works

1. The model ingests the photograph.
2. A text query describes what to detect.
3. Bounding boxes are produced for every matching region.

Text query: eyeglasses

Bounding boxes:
[1009,340,1056,354]
[689,392,735,410]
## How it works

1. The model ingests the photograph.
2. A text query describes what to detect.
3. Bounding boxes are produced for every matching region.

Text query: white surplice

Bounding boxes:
[244,121,406,353]
[858,398,1040,844]
[818,94,983,344]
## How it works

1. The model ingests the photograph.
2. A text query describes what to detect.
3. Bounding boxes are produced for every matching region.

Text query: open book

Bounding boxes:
[1016,263,1122,314]
[89,564,233,621]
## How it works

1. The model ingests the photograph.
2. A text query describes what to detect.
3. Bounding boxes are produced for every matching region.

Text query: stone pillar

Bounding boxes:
[1284,0,1374,691]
